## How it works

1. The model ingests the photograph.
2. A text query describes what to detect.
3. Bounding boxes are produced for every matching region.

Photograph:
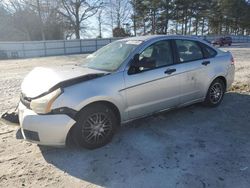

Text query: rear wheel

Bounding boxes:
[203,79,225,107]
[72,103,118,149]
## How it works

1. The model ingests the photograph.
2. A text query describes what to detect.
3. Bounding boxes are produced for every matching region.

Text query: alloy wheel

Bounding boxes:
[209,82,223,104]
[82,113,112,144]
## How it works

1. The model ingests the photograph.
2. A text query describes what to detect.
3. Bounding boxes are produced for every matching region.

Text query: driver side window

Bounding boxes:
[140,46,154,59]
[139,40,174,70]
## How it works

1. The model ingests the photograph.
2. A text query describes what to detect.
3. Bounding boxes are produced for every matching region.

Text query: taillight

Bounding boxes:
[231,56,235,65]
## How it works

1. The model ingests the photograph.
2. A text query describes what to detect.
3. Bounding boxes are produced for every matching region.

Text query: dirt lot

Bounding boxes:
[0,43,250,188]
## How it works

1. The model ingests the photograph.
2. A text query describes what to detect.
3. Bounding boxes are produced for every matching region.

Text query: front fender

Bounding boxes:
[51,72,128,121]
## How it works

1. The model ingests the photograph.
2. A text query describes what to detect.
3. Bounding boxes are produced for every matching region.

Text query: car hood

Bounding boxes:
[21,65,107,98]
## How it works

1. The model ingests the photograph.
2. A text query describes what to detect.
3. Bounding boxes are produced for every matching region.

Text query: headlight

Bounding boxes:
[30,88,62,114]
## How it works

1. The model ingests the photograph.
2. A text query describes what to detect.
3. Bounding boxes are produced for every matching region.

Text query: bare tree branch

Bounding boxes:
[59,0,102,39]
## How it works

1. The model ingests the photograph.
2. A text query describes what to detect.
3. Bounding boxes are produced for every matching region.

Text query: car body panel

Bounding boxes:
[18,102,75,146]
[123,64,181,119]
[21,65,107,98]
[51,71,128,121]
[178,59,209,104]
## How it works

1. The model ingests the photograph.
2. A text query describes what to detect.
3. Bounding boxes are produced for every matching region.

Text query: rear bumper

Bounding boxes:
[18,102,76,147]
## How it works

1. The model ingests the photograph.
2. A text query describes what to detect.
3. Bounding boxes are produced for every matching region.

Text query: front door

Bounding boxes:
[123,40,182,119]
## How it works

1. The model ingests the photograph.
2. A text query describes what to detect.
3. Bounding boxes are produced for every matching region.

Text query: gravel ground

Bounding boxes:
[0,44,250,188]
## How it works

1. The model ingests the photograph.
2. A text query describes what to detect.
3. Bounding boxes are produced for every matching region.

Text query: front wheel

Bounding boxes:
[72,103,118,149]
[203,79,225,107]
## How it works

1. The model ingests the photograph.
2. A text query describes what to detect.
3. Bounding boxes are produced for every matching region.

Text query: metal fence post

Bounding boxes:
[63,40,66,55]
[80,39,82,53]
[95,39,98,51]
[44,41,47,56]
[22,43,26,58]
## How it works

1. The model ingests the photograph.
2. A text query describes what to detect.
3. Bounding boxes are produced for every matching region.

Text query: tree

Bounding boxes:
[36,0,45,40]
[158,0,173,34]
[112,27,130,37]
[130,0,137,36]
[0,3,26,41]
[59,0,103,39]
[3,0,45,40]
[28,0,65,40]
[130,0,149,35]
[0,0,66,41]
[1,0,250,40]
[97,10,103,38]
[104,0,131,36]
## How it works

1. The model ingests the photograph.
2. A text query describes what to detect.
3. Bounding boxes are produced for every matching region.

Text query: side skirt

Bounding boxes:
[121,98,204,125]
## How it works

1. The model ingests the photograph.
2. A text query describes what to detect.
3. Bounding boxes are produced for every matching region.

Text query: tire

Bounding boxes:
[72,103,118,149]
[203,78,225,107]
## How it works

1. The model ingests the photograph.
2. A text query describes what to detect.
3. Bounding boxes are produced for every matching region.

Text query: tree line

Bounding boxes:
[131,0,250,36]
[0,0,249,41]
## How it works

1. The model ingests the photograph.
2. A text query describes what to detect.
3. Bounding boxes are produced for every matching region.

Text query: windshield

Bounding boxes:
[82,40,141,72]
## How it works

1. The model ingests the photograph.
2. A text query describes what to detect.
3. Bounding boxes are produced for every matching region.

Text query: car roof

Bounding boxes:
[116,35,220,72]
[119,35,202,42]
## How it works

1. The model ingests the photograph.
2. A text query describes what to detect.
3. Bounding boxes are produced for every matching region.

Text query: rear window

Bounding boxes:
[175,40,203,62]
[199,42,217,58]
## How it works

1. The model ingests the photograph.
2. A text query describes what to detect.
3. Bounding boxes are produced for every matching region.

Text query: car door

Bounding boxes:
[174,39,211,105]
[123,40,182,119]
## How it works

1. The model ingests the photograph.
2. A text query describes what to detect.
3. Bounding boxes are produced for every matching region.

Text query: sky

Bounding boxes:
[83,16,112,39]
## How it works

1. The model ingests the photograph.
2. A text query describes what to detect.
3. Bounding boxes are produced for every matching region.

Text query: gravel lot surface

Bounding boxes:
[0,43,250,188]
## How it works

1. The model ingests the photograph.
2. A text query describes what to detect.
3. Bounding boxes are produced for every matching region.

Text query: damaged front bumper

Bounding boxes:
[18,102,76,147]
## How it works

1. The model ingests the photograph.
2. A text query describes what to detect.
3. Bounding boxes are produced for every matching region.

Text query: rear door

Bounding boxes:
[174,39,211,105]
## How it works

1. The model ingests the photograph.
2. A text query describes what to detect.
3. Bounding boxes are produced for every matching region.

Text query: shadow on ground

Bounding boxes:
[39,92,250,188]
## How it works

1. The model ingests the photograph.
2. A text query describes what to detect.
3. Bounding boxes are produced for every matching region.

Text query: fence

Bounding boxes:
[0,35,250,59]
[0,38,121,59]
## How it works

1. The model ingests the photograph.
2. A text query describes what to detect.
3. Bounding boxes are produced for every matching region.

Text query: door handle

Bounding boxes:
[202,61,210,66]
[164,68,176,74]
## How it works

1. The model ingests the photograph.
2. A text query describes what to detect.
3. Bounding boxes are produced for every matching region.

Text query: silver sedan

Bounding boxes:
[18,35,235,149]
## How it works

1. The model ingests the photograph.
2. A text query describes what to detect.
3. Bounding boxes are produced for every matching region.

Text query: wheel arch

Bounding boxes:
[203,75,227,100]
[203,75,227,107]
[66,100,121,146]
[75,100,121,124]
[214,76,227,89]
[207,75,227,92]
